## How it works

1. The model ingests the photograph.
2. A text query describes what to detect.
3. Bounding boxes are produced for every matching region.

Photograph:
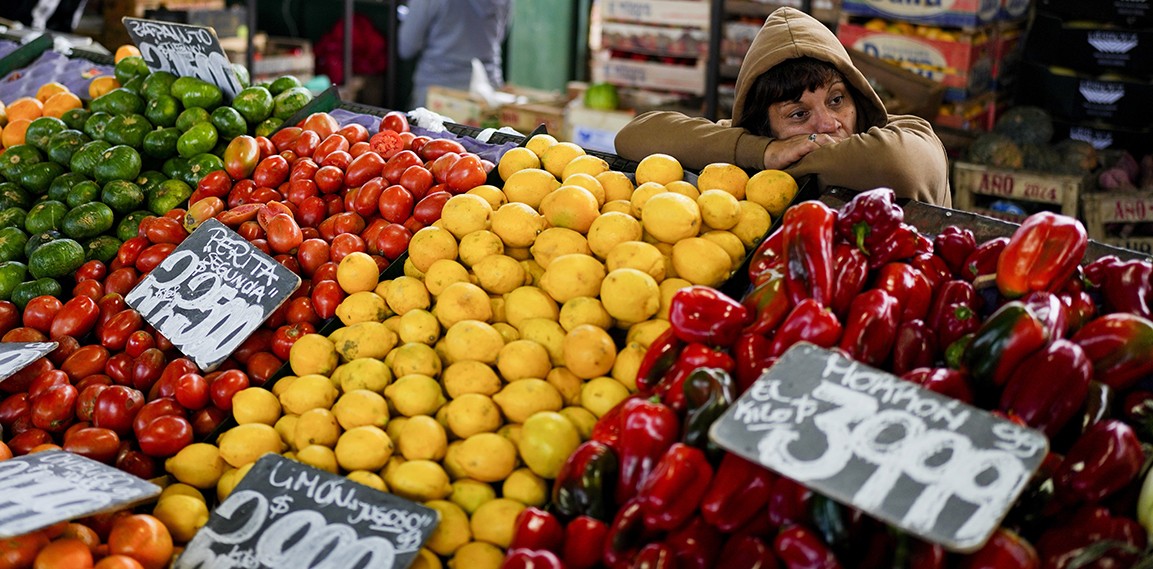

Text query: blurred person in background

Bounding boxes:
[0,0,87,33]
[398,0,513,110]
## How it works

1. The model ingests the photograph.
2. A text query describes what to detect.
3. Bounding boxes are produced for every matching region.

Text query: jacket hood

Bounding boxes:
[731,7,887,130]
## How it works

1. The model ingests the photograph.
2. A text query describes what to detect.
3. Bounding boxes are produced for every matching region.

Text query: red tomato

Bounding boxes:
[352,177,386,217]
[63,426,120,463]
[195,170,233,204]
[32,536,93,568]
[330,233,367,264]
[135,243,176,274]
[381,110,410,133]
[28,370,68,400]
[383,150,425,184]
[231,329,272,365]
[96,293,127,330]
[98,310,142,351]
[95,555,147,569]
[8,428,52,455]
[0,393,29,427]
[142,217,187,245]
[0,531,50,568]
[273,254,299,275]
[323,193,345,217]
[280,149,298,163]
[117,236,149,267]
[376,223,413,261]
[266,214,304,254]
[209,370,250,411]
[104,353,134,386]
[369,130,404,159]
[131,398,184,440]
[285,179,319,205]
[313,133,350,163]
[320,150,352,171]
[174,373,209,410]
[191,406,227,438]
[2,327,47,343]
[292,129,321,158]
[61,345,110,382]
[104,268,140,298]
[49,296,99,340]
[237,220,264,242]
[30,383,76,432]
[414,191,452,225]
[311,280,346,320]
[349,141,372,157]
[245,352,282,386]
[47,336,79,368]
[338,123,370,144]
[344,151,386,188]
[319,211,367,242]
[136,414,192,458]
[227,179,257,208]
[313,261,339,283]
[410,135,432,155]
[343,186,360,213]
[115,448,158,480]
[285,297,320,325]
[75,384,108,422]
[378,183,416,224]
[23,296,63,334]
[429,151,461,184]
[0,300,18,337]
[253,155,291,188]
[0,358,50,396]
[271,322,317,361]
[296,238,330,276]
[399,131,416,148]
[92,385,144,436]
[76,260,107,282]
[302,112,340,139]
[118,330,151,365]
[362,218,388,255]
[72,280,105,302]
[289,157,319,182]
[420,137,467,161]
[250,186,283,204]
[131,349,166,392]
[445,153,489,193]
[107,515,173,569]
[257,201,295,229]
[314,165,346,194]
[398,164,434,201]
[223,135,260,180]
[270,126,303,151]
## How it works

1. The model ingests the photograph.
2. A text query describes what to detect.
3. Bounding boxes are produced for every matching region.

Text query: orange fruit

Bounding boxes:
[88,76,120,99]
[5,97,43,122]
[114,45,142,63]
[32,537,94,569]
[42,92,82,119]
[35,82,69,103]
[2,118,31,148]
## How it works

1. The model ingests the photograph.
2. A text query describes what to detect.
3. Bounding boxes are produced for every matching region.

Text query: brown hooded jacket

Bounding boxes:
[613,7,952,206]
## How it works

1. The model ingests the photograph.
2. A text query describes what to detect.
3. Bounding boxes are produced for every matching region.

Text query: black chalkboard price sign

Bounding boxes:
[0,341,57,383]
[0,450,161,538]
[709,343,1049,552]
[121,17,243,99]
[125,219,300,372]
[175,454,439,569]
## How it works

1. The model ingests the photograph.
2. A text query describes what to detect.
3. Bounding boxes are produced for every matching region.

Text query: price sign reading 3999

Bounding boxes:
[709,343,1048,552]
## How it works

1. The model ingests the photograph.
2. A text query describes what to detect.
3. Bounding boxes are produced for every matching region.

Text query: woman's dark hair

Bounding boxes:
[737,56,860,136]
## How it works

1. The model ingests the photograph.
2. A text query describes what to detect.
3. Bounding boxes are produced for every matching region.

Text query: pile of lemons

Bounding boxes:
[162,134,799,569]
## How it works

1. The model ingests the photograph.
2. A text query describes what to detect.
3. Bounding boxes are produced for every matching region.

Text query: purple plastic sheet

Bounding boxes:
[328,108,519,165]
[0,51,113,102]
[0,40,19,61]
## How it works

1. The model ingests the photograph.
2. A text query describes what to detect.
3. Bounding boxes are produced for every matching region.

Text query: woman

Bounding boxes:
[614,7,951,206]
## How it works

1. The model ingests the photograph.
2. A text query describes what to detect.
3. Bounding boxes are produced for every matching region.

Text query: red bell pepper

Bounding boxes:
[1084,255,1153,319]
[509,507,565,554]
[873,263,932,323]
[996,211,1088,298]
[749,227,785,286]
[562,516,609,569]
[937,304,980,356]
[682,367,736,461]
[933,225,977,277]
[665,516,723,569]
[807,495,851,559]
[701,453,775,532]
[999,339,1092,438]
[616,397,680,505]
[1060,381,1114,445]
[632,542,677,569]
[829,243,869,321]
[908,539,947,569]
[1070,312,1153,391]
[782,201,837,307]
[962,300,1051,390]
[928,279,980,346]
[502,548,565,569]
[910,252,952,292]
[1122,389,1153,441]
[592,396,643,450]
[719,534,780,569]
[767,477,813,528]
[957,528,1039,569]
[669,285,748,347]
[602,498,655,569]
[1053,419,1144,506]
[1022,291,1069,342]
[653,343,735,413]
[767,299,843,358]
[774,525,842,569]
[868,223,932,269]
[553,439,619,522]
[890,319,937,376]
[1035,506,1148,569]
[1059,288,1097,337]
[734,332,776,394]
[837,288,900,366]
[742,272,792,337]
[635,329,683,394]
[961,237,1009,282]
[900,367,975,405]
[636,443,714,531]
[836,187,904,255]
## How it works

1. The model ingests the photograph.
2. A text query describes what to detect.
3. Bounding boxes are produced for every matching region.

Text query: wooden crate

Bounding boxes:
[1081,191,1153,257]
[952,161,1084,223]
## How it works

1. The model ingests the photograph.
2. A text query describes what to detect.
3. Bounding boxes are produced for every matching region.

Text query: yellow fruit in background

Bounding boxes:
[457,229,504,267]
[470,498,527,548]
[635,153,684,185]
[296,444,339,473]
[456,433,518,483]
[421,260,470,297]
[672,237,733,287]
[504,286,560,330]
[397,414,448,461]
[561,154,610,180]
[605,242,666,282]
[746,169,799,218]
[658,277,693,320]
[629,181,667,218]
[444,319,505,364]
[434,282,493,328]
[496,339,552,382]
[1,118,29,148]
[541,185,601,234]
[516,318,566,366]
[216,463,254,502]
[701,230,747,270]
[518,411,582,479]
[525,133,559,158]
[389,341,443,378]
[346,470,388,492]
[164,443,227,489]
[472,254,525,295]
[641,192,702,243]
[587,211,643,260]
[383,275,431,314]
[493,378,563,423]
[627,319,672,348]
[597,170,635,202]
[404,257,425,279]
[559,296,613,332]
[491,202,546,248]
[218,423,284,468]
[520,259,545,287]
[540,141,587,179]
[114,44,141,62]
[697,162,751,199]
[332,389,389,429]
[334,290,390,325]
[468,184,508,210]
[331,358,392,393]
[601,200,632,215]
[666,180,700,200]
[546,366,584,406]
[335,425,394,471]
[231,387,282,425]
[4,98,42,122]
[441,194,494,239]
[41,91,81,118]
[288,334,338,376]
[502,467,549,507]
[450,479,496,514]
[497,146,541,180]
[449,541,504,569]
[540,253,606,303]
[292,408,341,450]
[279,373,339,414]
[732,200,773,247]
[442,360,502,398]
[599,266,664,323]
[697,189,743,230]
[445,393,503,438]
[274,415,298,446]
[329,321,398,361]
[34,81,68,103]
[410,226,460,273]
[153,494,209,543]
[563,324,617,379]
[530,227,589,269]
[87,75,120,99]
[581,377,631,417]
[159,483,205,503]
[336,251,379,294]
[502,168,560,209]
[560,406,598,440]
[425,500,472,557]
[411,548,443,569]
[385,374,446,417]
[562,172,607,206]
[387,460,453,501]
[398,308,441,345]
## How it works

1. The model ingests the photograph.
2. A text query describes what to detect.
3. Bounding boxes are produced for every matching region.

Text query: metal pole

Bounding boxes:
[705,0,722,120]
[246,0,255,80]
[343,0,353,89]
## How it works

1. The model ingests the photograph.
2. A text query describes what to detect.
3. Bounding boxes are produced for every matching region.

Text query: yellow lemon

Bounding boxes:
[425,500,471,556]
[732,200,773,247]
[525,133,559,157]
[274,415,298,447]
[450,479,496,514]
[435,281,494,328]
[445,393,503,438]
[666,180,700,200]
[159,483,205,503]
[627,319,672,348]
[745,169,799,218]
[493,379,563,423]
[288,334,338,377]
[562,324,616,379]
[153,494,209,543]
[164,443,227,489]
[581,377,631,417]
[383,275,431,314]
[328,321,399,361]
[411,548,443,569]
[334,290,390,326]
[496,339,552,382]
[457,229,504,267]
[502,168,560,209]
[333,425,394,471]
[385,374,446,417]
[409,226,460,273]
[641,191,702,243]
[672,237,733,287]
[491,202,546,248]
[601,199,632,214]
[561,154,610,180]
[443,319,505,364]
[472,254,525,295]
[470,498,526,548]
[562,172,607,206]
[218,423,284,468]
[397,414,448,461]
[540,185,601,234]
[292,408,341,450]
[389,342,443,378]
[600,268,660,324]
[697,189,743,230]
[635,153,683,185]
[518,411,582,478]
[597,170,635,202]
[346,470,388,492]
[697,162,751,199]
[468,184,508,210]
[539,253,606,304]
[399,309,441,345]
[517,318,567,366]
[231,387,282,426]
[332,389,389,429]
[498,146,542,180]
[629,181,667,218]
[502,467,549,507]
[278,374,338,415]
[587,211,643,260]
[448,541,504,569]
[441,194,494,239]
[559,296,613,331]
[540,141,587,179]
[456,433,518,482]
[331,358,392,393]
[443,360,503,398]
[422,260,470,297]
[701,230,747,271]
[658,277,693,320]
[386,460,453,501]
[546,367,584,406]
[560,406,599,440]
[504,286,560,330]
[336,251,380,294]
[530,227,590,269]
[295,444,339,473]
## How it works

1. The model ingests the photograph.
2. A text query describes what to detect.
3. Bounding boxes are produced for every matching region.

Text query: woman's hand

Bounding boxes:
[762,132,837,170]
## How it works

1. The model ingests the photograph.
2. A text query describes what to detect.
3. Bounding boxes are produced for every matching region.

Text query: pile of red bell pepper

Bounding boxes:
[502,189,1153,569]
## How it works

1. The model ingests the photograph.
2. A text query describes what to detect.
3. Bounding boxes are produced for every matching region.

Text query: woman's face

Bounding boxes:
[767,80,857,141]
